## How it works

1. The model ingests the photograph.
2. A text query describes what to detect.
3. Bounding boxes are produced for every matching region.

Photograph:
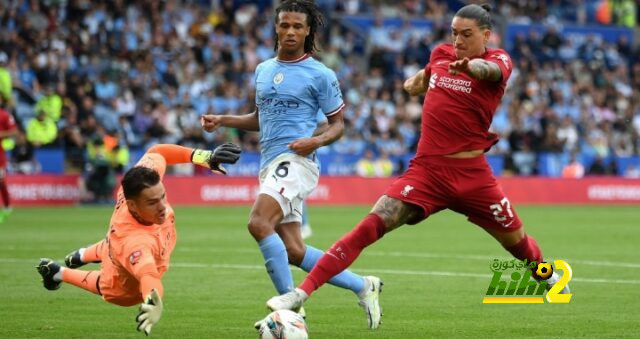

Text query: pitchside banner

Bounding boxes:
[7,175,82,205]
[7,175,640,206]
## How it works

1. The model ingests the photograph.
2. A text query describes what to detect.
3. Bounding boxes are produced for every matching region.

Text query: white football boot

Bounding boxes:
[545,271,571,294]
[267,288,308,312]
[357,276,383,330]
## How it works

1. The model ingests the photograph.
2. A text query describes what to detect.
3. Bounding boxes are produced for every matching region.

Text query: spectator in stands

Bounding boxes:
[26,110,57,148]
[374,151,393,177]
[84,137,116,204]
[35,83,63,122]
[355,149,376,177]
[541,122,565,152]
[0,0,637,178]
[557,115,579,151]
[561,153,585,178]
[59,107,86,174]
[0,52,12,109]
[10,131,40,174]
[587,156,609,176]
[334,128,367,155]
[611,0,637,27]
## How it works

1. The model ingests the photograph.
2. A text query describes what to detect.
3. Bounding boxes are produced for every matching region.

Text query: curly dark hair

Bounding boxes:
[274,0,325,54]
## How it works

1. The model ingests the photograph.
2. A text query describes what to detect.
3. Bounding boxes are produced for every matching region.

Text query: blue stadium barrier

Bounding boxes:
[34,148,65,174]
[616,156,640,176]
[32,148,638,177]
[538,153,568,176]
[125,149,504,177]
[487,155,504,176]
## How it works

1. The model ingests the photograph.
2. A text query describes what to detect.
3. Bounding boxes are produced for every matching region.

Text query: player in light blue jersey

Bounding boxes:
[300,110,328,240]
[201,0,382,329]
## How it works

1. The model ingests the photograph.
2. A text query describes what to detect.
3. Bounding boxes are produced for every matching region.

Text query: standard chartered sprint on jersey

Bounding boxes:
[434,74,473,93]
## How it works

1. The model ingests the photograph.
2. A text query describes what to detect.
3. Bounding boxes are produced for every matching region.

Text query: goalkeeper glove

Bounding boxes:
[136,289,163,336]
[191,143,241,175]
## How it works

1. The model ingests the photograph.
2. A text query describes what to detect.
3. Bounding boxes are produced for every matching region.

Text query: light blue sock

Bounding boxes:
[259,233,294,294]
[300,245,365,294]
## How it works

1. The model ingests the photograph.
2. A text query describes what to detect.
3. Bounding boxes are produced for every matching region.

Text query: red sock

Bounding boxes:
[0,180,9,208]
[299,214,385,296]
[83,239,107,263]
[62,269,101,295]
[506,235,543,270]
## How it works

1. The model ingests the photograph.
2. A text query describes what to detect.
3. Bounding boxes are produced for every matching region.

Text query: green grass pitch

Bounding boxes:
[1,205,639,338]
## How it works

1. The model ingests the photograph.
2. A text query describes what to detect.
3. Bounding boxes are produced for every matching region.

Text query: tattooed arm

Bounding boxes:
[468,59,502,82]
[404,69,430,96]
[448,57,502,82]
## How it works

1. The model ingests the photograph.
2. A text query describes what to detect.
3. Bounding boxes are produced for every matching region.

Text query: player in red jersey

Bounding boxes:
[0,107,17,223]
[266,4,570,326]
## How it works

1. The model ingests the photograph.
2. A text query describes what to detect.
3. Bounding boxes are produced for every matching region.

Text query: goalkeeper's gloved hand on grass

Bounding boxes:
[191,143,242,175]
[136,289,163,336]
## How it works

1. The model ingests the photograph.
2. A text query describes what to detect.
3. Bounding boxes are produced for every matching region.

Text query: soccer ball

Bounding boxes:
[535,261,553,280]
[257,309,308,339]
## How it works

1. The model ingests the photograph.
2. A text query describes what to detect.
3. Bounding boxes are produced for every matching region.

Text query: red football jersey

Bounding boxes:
[417,43,512,156]
[0,108,17,167]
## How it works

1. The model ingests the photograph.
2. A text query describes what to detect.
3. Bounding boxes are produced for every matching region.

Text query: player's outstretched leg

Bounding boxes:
[36,258,62,291]
[268,283,382,329]
[298,245,382,328]
[62,268,101,295]
[501,231,570,294]
[65,240,106,268]
[269,213,387,329]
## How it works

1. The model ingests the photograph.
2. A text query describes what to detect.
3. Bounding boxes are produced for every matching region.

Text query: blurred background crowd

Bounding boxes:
[0,0,639,187]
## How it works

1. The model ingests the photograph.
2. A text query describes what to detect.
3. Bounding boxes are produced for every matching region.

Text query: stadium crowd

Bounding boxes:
[0,0,639,179]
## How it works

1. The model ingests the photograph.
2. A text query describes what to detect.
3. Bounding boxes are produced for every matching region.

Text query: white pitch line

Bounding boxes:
[175,247,640,269]
[168,262,640,285]
[10,246,640,269]
[368,251,640,269]
[9,258,640,285]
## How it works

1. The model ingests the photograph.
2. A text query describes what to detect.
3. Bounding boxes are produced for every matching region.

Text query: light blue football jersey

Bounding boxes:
[254,56,344,169]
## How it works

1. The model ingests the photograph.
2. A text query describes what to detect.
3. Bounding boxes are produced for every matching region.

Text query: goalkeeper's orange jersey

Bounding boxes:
[99,152,177,306]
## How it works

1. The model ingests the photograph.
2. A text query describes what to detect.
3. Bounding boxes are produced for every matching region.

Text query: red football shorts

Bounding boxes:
[385,155,522,232]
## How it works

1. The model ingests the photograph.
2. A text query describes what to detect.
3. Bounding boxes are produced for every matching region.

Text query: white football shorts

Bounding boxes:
[259,153,319,224]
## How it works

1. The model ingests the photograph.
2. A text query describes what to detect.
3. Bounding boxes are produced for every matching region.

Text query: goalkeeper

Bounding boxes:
[36,143,241,336]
